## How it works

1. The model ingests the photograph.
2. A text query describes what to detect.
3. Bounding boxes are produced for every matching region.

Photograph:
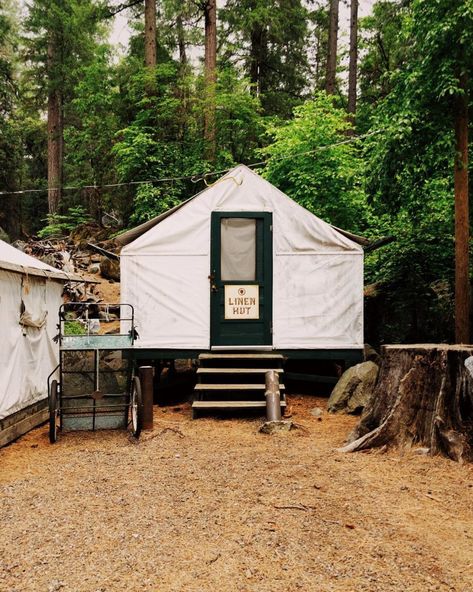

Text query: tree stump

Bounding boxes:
[340,345,473,462]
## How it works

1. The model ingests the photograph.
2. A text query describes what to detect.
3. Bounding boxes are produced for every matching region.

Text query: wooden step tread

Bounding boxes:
[192,400,287,409]
[199,353,283,360]
[196,368,283,374]
[194,383,285,391]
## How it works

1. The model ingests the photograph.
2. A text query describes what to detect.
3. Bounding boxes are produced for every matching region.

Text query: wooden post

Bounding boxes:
[265,370,281,422]
[454,73,470,343]
[139,366,154,430]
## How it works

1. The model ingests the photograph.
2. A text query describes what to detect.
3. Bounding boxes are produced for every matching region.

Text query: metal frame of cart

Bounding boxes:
[47,302,143,443]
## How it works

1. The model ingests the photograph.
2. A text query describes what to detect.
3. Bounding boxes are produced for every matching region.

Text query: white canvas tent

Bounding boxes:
[118,165,364,353]
[0,240,80,426]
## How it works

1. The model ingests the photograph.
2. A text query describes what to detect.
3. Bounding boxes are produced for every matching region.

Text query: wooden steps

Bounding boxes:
[192,352,285,418]
[196,368,283,374]
[192,400,287,410]
[195,383,286,391]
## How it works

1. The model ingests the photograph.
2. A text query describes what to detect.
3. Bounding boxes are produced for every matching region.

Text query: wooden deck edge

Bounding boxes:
[192,400,287,409]
[0,405,48,448]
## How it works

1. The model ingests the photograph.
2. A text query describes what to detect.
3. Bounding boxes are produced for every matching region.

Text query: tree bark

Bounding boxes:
[340,345,473,462]
[454,74,469,344]
[325,0,339,95]
[47,38,62,215]
[203,0,217,163]
[347,0,358,117]
[144,0,157,69]
[249,21,267,97]
[176,13,187,68]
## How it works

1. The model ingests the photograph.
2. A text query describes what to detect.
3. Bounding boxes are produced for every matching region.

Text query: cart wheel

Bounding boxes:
[130,376,143,438]
[49,380,59,444]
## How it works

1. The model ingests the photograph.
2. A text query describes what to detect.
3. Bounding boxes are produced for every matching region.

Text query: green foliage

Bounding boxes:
[261,93,369,233]
[360,0,473,343]
[113,61,265,224]
[357,1,410,130]
[38,206,93,238]
[220,0,310,117]
[63,320,86,335]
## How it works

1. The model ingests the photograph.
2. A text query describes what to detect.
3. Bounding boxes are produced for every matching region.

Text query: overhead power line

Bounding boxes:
[0,129,383,198]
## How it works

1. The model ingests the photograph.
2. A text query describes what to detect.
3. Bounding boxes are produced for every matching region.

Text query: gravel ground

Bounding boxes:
[1,395,473,592]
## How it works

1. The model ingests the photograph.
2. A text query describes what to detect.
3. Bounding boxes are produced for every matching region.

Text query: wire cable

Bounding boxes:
[0,129,383,198]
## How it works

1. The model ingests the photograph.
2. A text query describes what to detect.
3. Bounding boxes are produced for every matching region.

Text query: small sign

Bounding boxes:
[224,285,259,319]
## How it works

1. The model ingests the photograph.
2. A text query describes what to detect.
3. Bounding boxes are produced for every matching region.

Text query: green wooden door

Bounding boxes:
[210,212,272,346]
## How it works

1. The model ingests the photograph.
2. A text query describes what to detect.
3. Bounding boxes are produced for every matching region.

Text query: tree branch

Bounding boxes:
[103,0,143,19]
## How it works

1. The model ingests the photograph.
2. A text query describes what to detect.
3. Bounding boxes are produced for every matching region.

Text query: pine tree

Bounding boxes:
[220,0,310,117]
[24,0,102,214]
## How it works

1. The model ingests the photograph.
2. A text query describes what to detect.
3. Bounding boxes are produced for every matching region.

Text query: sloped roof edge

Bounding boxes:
[0,259,84,282]
[115,194,197,246]
[0,240,85,282]
[114,165,371,249]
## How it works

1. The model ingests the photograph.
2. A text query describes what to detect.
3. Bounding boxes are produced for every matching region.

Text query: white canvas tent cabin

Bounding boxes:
[117,165,366,364]
[0,240,82,446]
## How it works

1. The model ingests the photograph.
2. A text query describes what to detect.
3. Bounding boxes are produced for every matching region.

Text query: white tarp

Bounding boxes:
[121,165,363,350]
[0,241,65,420]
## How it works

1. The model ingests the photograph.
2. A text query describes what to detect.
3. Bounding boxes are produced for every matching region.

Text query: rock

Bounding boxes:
[327,361,379,414]
[364,343,381,365]
[88,263,101,274]
[413,447,430,455]
[310,407,324,418]
[0,226,10,243]
[259,420,293,434]
[100,257,120,281]
[60,251,75,273]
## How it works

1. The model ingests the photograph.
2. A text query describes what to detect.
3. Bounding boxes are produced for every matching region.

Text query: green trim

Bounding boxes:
[131,349,364,362]
[210,212,273,346]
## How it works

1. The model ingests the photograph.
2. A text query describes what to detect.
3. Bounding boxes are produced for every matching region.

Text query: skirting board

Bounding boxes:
[0,401,48,448]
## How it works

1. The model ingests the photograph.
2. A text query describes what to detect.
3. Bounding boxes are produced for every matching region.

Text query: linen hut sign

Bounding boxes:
[224,285,259,319]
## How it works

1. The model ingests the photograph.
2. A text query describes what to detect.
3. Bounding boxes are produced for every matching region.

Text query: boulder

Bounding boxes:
[364,343,381,365]
[0,226,10,243]
[100,257,120,281]
[259,420,293,434]
[88,263,101,274]
[327,361,379,414]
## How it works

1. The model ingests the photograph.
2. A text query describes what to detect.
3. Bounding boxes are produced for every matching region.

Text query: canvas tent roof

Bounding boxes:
[115,165,372,248]
[0,240,83,282]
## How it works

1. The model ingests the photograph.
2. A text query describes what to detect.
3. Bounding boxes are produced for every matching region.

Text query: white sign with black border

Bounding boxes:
[224,285,259,319]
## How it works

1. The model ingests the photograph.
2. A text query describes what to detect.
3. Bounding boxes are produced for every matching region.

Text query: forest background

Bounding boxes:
[0,0,471,346]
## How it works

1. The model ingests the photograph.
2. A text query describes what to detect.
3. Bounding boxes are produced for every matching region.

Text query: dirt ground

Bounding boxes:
[1,395,472,592]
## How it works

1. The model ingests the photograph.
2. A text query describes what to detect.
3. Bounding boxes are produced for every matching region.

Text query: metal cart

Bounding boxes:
[47,302,143,443]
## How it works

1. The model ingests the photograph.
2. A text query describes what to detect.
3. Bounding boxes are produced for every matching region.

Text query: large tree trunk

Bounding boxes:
[176,13,187,68]
[454,74,469,343]
[249,21,267,97]
[47,38,62,215]
[203,0,217,163]
[347,0,358,118]
[325,0,339,95]
[144,0,157,68]
[340,345,473,462]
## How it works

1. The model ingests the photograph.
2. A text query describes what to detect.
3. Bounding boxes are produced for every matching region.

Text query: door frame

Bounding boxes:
[210,211,273,347]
